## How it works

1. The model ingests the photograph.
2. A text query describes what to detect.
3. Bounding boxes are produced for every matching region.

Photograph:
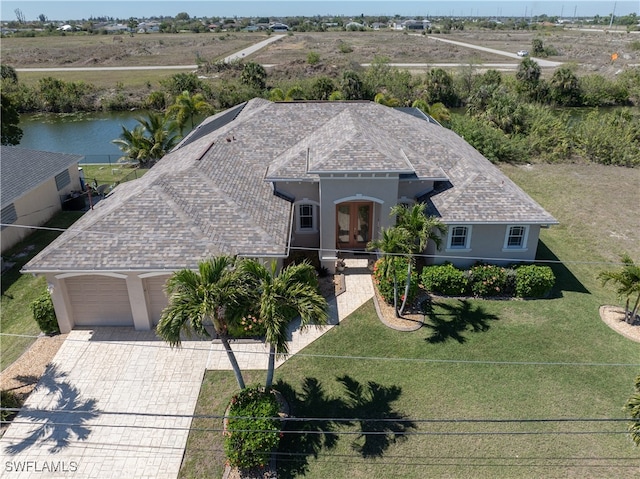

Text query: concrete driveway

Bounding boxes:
[1,329,210,479]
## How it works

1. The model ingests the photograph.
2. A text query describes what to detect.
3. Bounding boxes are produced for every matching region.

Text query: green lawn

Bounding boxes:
[1,212,84,370]
[179,163,640,478]
[80,164,149,188]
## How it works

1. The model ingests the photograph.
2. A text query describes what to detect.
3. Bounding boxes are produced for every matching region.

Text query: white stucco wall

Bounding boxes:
[1,165,81,253]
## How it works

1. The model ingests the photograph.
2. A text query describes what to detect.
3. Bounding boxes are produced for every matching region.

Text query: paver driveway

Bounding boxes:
[0,258,373,478]
[1,329,210,479]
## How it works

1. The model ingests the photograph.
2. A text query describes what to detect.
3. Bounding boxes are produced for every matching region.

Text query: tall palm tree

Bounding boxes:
[237,259,328,388]
[157,256,246,389]
[391,203,446,315]
[598,254,640,324]
[167,90,211,134]
[367,227,411,317]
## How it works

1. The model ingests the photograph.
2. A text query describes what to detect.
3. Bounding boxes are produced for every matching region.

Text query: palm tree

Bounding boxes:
[367,227,411,317]
[598,254,640,324]
[391,203,446,315]
[624,373,640,446]
[237,259,328,388]
[112,113,179,167]
[167,90,211,134]
[157,256,246,389]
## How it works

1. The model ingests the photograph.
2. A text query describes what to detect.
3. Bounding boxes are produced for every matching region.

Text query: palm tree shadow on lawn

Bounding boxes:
[274,375,416,479]
[423,299,499,344]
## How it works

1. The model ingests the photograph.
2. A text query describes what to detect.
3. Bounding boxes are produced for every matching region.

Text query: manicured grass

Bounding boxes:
[1,211,84,370]
[179,163,640,478]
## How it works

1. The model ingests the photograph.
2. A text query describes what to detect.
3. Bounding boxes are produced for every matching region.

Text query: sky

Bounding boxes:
[1,1,638,22]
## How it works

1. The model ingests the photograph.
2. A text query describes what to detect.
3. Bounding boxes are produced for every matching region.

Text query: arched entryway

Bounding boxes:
[336,201,373,250]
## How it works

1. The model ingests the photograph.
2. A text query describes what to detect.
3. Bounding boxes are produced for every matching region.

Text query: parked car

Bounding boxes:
[517,50,529,57]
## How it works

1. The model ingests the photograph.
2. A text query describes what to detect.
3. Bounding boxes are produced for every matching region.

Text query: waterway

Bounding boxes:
[18,111,144,164]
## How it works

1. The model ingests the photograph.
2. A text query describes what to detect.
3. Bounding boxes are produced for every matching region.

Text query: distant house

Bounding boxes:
[1,147,83,254]
[402,19,432,30]
[270,23,289,31]
[24,100,557,333]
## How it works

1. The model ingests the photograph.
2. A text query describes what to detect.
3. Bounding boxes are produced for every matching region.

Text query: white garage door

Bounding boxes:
[144,276,170,325]
[66,275,133,327]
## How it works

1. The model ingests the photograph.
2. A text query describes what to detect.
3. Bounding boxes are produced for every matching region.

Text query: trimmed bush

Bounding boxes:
[1,390,22,422]
[30,292,59,335]
[224,386,281,469]
[515,265,555,298]
[373,257,419,305]
[470,264,508,297]
[421,263,469,296]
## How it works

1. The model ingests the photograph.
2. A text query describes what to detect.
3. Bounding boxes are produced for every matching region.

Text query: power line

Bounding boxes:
[2,407,637,424]
[1,224,635,267]
[2,333,639,367]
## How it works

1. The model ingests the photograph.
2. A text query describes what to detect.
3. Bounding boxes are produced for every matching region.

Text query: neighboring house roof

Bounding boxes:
[1,146,83,208]
[24,100,556,273]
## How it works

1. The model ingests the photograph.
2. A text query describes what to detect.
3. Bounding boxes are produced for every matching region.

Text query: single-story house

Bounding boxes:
[23,100,557,333]
[1,146,83,254]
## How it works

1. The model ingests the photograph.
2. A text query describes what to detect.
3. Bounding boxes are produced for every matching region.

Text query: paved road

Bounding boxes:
[222,34,285,63]
[425,35,563,67]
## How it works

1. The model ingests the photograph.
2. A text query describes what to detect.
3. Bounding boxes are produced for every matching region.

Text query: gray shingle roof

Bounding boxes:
[24,100,556,273]
[1,146,83,208]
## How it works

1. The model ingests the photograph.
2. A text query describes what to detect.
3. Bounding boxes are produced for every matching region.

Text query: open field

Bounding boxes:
[179,162,640,478]
[3,28,639,89]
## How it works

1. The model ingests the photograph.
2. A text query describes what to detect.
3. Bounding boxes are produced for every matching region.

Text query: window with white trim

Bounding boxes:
[295,202,318,233]
[503,225,529,250]
[446,225,472,251]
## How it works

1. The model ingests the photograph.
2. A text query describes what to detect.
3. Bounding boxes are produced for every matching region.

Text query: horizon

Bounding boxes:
[1,1,638,23]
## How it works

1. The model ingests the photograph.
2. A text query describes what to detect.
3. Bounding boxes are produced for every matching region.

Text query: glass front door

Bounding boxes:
[336,202,372,249]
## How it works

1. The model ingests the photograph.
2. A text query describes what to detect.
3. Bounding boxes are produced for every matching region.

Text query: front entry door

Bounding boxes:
[336,202,372,249]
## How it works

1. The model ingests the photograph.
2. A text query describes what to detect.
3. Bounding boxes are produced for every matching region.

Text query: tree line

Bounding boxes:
[2,53,639,166]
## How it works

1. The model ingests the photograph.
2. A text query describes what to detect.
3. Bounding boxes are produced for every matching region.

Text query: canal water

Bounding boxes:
[18,111,143,164]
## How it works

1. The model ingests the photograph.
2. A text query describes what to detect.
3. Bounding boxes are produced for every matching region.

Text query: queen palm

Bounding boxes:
[157,256,246,389]
[598,254,640,324]
[237,259,328,388]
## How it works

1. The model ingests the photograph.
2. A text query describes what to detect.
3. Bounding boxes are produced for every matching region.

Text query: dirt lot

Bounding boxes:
[2,28,639,81]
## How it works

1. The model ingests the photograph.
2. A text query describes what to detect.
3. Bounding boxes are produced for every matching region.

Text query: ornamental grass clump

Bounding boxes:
[224,386,281,470]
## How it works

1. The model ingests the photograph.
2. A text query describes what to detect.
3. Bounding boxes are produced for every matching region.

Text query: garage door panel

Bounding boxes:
[66,276,133,326]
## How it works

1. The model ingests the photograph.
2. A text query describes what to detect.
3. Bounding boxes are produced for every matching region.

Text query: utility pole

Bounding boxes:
[608,2,616,29]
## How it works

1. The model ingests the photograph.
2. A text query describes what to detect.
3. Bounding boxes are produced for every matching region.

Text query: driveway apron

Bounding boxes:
[1,329,209,479]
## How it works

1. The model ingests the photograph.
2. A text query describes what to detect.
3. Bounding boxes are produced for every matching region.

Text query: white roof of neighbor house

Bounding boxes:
[1,146,83,208]
[24,100,556,273]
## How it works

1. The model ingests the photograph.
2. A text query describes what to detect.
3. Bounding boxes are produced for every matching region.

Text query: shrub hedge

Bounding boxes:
[515,264,555,298]
[30,292,60,335]
[224,386,281,469]
[421,263,469,296]
[419,263,555,299]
